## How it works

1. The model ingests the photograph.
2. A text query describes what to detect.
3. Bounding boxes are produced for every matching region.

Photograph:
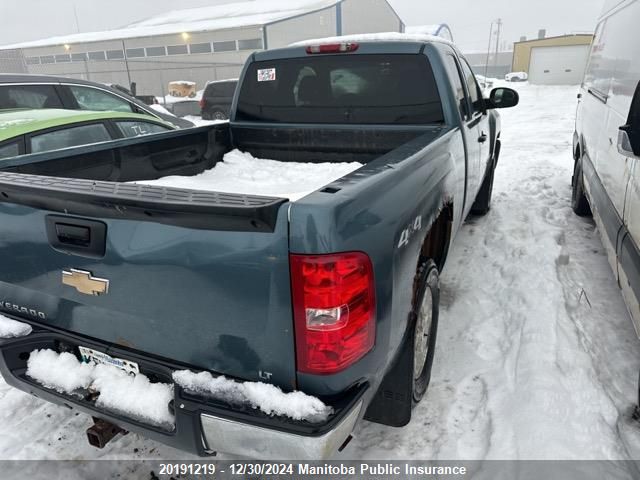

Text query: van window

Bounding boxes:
[590,1,640,115]
[236,54,444,125]
[584,20,611,97]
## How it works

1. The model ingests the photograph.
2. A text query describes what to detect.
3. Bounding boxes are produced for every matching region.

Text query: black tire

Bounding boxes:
[471,159,496,215]
[572,159,592,216]
[411,259,440,404]
[211,109,228,121]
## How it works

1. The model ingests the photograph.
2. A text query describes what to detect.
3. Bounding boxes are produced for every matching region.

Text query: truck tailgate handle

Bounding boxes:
[478,132,488,143]
[45,215,107,259]
[56,223,90,247]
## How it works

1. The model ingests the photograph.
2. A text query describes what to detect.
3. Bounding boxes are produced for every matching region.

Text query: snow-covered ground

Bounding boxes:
[1,83,640,468]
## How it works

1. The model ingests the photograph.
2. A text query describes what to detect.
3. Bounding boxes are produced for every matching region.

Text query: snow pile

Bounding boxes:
[135,149,362,201]
[181,115,225,127]
[27,350,94,393]
[148,104,174,117]
[173,370,332,423]
[0,314,32,338]
[27,349,174,429]
[90,365,174,429]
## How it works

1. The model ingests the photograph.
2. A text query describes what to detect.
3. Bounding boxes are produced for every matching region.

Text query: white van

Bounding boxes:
[572,0,640,359]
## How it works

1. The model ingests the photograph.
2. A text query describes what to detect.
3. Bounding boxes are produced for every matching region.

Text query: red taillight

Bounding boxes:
[290,252,375,375]
[199,98,205,109]
[305,42,359,54]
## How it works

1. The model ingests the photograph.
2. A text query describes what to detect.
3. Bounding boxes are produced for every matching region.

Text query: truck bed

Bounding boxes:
[134,148,364,202]
[0,122,445,390]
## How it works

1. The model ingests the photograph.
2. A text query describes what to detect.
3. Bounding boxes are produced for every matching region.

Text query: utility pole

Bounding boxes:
[494,18,502,68]
[72,3,90,81]
[483,21,494,79]
[122,40,132,91]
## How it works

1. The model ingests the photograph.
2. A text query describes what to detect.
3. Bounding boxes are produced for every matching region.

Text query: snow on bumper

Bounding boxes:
[0,325,367,459]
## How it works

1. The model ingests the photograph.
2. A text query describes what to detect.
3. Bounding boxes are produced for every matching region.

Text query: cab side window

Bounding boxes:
[444,55,470,121]
[68,86,133,113]
[460,60,484,115]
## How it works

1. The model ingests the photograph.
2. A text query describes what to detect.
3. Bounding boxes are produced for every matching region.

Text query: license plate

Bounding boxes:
[78,346,140,376]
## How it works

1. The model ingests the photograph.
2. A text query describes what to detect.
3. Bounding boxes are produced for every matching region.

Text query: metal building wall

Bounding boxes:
[0,49,27,74]
[264,6,337,49]
[14,26,263,95]
[340,0,403,35]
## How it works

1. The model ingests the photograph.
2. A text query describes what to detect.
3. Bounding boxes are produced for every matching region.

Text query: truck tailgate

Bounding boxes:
[0,174,297,390]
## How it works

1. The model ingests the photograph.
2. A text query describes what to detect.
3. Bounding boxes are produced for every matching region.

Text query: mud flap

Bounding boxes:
[363,313,415,427]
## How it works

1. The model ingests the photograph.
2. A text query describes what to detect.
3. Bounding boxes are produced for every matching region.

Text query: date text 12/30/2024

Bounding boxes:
[157,463,469,476]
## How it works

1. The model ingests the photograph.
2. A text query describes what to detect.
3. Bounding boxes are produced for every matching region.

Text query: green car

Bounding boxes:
[0,108,176,161]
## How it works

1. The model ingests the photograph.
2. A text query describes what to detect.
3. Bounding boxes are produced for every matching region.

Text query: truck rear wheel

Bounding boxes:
[471,159,495,215]
[412,259,440,404]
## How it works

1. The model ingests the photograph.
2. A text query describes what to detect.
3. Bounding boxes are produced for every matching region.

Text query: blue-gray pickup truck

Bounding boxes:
[0,35,518,459]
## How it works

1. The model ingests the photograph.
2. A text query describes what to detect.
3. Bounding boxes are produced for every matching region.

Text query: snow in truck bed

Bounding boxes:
[135,149,363,201]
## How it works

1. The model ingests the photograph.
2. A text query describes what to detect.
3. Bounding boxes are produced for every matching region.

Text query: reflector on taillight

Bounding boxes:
[305,42,359,54]
[290,252,375,375]
[199,98,205,109]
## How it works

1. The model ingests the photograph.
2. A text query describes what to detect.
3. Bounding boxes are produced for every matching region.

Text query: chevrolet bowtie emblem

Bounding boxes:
[62,269,109,296]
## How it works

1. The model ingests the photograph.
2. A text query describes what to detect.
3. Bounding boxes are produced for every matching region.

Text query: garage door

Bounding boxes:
[528,45,590,85]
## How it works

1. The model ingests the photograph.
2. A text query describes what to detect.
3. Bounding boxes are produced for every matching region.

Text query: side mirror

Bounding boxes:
[486,87,519,109]
[618,124,640,158]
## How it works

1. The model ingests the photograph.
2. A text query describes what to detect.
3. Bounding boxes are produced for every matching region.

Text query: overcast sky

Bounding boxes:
[0,0,605,52]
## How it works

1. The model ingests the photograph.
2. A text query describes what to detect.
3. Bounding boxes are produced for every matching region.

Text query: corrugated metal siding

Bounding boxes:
[15,27,262,95]
[340,0,402,35]
[265,7,337,49]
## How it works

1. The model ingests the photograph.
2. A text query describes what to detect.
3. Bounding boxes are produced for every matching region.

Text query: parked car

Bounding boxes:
[505,71,528,82]
[0,108,175,160]
[0,35,518,459]
[571,0,640,406]
[0,74,194,128]
[200,79,238,120]
[165,99,201,118]
[475,74,494,89]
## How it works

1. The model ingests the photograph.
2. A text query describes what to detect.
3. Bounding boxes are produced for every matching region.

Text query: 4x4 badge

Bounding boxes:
[62,269,109,296]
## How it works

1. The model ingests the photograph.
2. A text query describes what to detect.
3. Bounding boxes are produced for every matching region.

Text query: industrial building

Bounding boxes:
[512,34,594,85]
[0,0,404,96]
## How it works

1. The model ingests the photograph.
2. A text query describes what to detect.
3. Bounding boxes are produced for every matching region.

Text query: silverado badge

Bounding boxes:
[62,269,109,296]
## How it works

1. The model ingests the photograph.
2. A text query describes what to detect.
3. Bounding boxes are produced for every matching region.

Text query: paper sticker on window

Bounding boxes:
[258,68,276,82]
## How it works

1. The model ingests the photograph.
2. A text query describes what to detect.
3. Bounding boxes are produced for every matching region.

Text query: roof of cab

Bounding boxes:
[291,32,455,48]
[0,108,174,142]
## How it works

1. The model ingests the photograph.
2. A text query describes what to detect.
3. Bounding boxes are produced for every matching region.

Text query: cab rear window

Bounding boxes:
[236,54,444,124]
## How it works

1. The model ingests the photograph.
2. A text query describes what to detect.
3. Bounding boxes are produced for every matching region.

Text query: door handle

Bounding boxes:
[478,132,488,143]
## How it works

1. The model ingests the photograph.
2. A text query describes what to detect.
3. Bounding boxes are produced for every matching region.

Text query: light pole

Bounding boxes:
[484,21,495,79]
[494,18,503,70]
